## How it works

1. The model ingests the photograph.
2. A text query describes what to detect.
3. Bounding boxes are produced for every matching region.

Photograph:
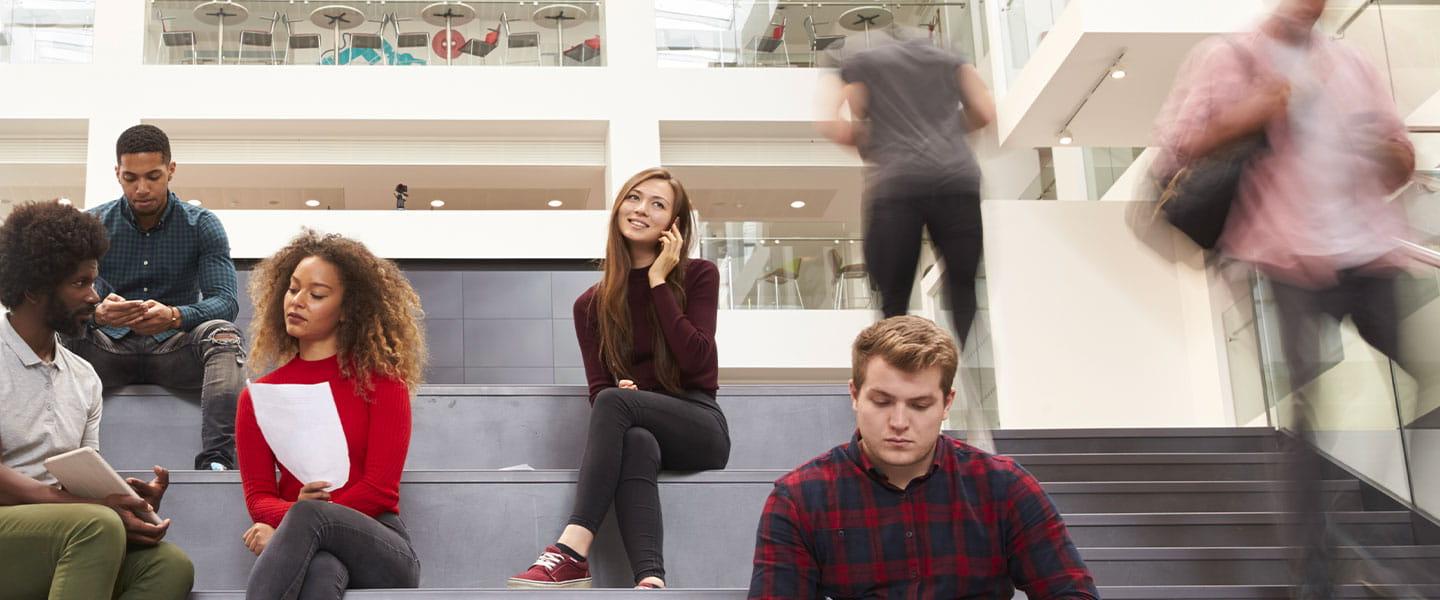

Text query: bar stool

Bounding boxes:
[759,258,805,309]
[309,5,364,67]
[238,12,281,64]
[462,26,500,61]
[828,248,870,309]
[193,1,249,65]
[282,15,321,64]
[155,13,198,65]
[750,18,789,67]
[803,15,845,67]
[531,4,590,67]
[499,13,540,65]
[422,1,476,66]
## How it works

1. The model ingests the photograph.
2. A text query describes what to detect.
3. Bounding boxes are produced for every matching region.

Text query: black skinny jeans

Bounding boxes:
[246,501,420,600]
[567,388,731,583]
[863,177,984,347]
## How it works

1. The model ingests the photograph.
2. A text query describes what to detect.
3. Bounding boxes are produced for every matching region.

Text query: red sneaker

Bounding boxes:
[506,545,593,589]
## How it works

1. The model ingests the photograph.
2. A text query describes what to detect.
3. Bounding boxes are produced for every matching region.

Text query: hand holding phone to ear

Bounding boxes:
[648,223,683,288]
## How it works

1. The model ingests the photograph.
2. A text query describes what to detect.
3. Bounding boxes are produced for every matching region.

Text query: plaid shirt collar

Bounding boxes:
[843,430,947,492]
[117,191,178,233]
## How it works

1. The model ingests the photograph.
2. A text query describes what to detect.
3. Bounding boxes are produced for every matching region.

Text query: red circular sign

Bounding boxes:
[432,30,466,59]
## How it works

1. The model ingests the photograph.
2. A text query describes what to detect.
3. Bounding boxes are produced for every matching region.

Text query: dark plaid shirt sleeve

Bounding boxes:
[997,458,1099,600]
[748,483,820,600]
[181,210,240,328]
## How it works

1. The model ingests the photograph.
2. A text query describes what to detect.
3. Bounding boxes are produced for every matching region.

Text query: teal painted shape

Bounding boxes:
[319,38,427,66]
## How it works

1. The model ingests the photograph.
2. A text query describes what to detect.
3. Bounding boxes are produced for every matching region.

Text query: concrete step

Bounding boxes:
[1064,512,1415,547]
[1041,481,1365,513]
[130,470,1412,591]
[1082,546,1440,586]
[101,385,853,471]
[985,428,1282,455]
[191,592,744,599]
[188,585,1440,598]
[1090,584,1440,599]
[130,470,779,590]
[1010,452,1348,482]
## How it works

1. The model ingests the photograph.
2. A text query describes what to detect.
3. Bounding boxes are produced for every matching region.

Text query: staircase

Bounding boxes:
[96,386,1440,598]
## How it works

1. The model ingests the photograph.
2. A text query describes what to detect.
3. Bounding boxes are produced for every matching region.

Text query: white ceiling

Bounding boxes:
[169,163,605,210]
[146,118,608,140]
[1000,1,1440,148]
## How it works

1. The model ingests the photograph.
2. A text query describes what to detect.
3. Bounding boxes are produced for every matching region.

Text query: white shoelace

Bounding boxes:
[532,552,565,570]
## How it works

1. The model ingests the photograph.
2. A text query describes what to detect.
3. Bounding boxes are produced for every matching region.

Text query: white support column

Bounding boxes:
[600,0,662,203]
[83,115,139,208]
[1052,146,1090,201]
[91,0,145,68]
[80,1,146,209]
[601,0,657,69]
[606,115,663,203]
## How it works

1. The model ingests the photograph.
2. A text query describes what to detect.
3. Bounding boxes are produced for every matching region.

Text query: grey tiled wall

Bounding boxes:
[234,263,599,385]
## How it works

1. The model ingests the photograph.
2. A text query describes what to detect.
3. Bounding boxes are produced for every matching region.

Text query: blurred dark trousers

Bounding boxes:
[1269,268,1401,599]
[863,178,983,347]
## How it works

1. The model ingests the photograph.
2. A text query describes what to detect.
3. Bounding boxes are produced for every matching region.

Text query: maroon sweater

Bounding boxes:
[573,259,720,402]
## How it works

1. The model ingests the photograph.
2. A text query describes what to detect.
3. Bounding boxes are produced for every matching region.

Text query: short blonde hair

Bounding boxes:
[851,316,959,392]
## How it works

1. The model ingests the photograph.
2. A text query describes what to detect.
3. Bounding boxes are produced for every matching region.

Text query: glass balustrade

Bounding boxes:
[699,234,882,310]
[655,0,979,68]
[998,0,1066,81]
[0,0,94,64]
[145,0,603,66]
[1240,168,1440,521]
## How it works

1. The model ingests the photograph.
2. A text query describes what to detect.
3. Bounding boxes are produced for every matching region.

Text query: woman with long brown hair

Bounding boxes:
[509,167,729,590]
[235,230,425,599]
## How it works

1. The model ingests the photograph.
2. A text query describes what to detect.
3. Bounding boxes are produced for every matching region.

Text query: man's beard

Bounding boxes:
[45,296,93,337]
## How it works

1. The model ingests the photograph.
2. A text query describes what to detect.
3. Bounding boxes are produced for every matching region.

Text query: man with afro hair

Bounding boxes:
[0,201,194,599]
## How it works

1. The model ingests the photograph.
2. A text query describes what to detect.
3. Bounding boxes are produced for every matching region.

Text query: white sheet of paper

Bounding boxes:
[248,382,350,491]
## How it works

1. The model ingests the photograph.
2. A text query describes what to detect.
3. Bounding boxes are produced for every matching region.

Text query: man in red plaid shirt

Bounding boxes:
[748,316,1097,599]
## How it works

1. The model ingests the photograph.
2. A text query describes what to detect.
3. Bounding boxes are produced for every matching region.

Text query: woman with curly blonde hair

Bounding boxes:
[234,230,425,599]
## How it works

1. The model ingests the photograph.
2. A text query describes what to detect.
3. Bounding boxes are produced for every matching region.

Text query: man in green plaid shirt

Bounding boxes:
[62,125,245,471]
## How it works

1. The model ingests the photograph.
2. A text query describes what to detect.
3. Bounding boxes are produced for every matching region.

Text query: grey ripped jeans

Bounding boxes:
[247,501,421,600]
[63,320,246,469]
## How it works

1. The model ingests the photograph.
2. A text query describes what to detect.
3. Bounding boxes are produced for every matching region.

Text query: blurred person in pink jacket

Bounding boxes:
[1155,1,1418,597]
[1155,0,1415,379]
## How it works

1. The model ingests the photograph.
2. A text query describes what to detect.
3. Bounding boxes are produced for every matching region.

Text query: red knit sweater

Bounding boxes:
[236,355,411,528]
[573,259,720,403]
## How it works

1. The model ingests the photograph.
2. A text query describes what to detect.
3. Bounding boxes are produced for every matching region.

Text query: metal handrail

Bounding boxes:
[1398,238,1440,269]
[1334,0,1377,39]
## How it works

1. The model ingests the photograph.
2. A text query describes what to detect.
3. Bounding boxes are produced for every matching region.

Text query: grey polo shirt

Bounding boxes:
[0,314,102,485]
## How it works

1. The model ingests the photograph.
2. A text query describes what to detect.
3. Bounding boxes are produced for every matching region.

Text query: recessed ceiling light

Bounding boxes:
[547,199,563,208]
[57,197,71,206]
[1109,67,1126,80]
[304,199,320,207]
[790,200,806,209]
[186,199,202,206]
[430,199,445,208]
[832,239,839,244]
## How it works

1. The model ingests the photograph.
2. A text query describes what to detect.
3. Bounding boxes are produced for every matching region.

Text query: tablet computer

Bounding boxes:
[43,447,163,525]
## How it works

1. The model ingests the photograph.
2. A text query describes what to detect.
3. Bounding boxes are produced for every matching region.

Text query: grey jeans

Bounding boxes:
[247,501,421,600]
[63,319,246,469]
